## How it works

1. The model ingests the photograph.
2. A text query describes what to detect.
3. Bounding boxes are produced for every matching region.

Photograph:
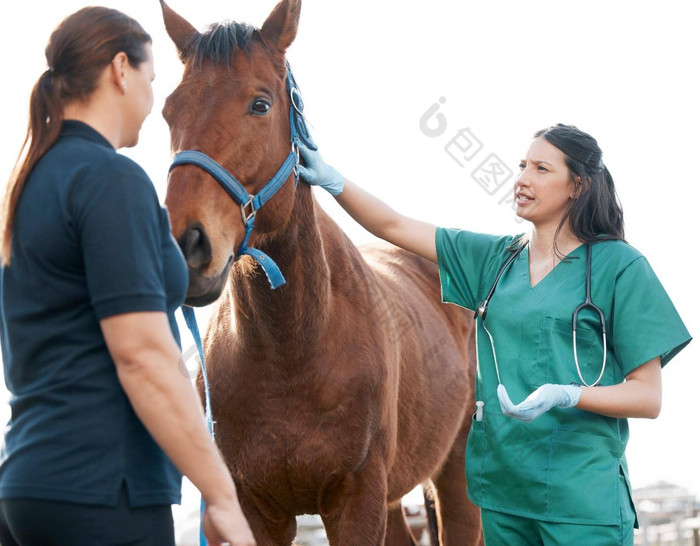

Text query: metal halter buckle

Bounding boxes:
[240,198,256,225]
[292,143,300,174]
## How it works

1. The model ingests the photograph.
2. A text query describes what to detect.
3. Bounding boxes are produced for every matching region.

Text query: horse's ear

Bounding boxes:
[260,0,301,54]
[160,0,201,62]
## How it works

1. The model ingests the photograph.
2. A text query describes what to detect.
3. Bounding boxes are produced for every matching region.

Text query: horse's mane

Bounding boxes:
[190,21,259,69]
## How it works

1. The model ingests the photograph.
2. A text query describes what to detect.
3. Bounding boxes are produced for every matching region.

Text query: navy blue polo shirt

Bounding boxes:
[0,120,188,507]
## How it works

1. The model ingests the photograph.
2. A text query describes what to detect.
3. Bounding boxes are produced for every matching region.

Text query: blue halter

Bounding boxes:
[169,63,316,290]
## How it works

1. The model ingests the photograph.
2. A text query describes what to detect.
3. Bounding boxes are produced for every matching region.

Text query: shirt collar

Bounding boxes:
[60,120,114,150]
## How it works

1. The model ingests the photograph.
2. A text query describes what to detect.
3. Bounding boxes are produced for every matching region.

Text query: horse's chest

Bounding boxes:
[218,390,376,503]
[233,415,370,512]
[241,408,370,470]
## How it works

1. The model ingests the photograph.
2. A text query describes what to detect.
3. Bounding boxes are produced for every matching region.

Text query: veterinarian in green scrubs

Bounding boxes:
[298,123,691,544]
[437,230,689,543]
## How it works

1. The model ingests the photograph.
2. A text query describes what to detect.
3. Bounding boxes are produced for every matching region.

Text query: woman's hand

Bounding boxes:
[498,357,663,422]
[202,496,256,546]
[497,383,582,422]
[297,145,345,196]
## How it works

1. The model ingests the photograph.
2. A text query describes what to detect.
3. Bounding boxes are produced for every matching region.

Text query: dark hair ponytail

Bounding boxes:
[533,124,625,254]
[33,69,65,155]
[1,7,151,265]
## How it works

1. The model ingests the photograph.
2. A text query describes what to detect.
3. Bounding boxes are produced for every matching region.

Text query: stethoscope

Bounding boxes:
[572,243,607,387]
[473,242,607,418]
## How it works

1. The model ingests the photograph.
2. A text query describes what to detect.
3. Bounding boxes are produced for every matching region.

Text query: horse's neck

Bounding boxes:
[227,183,350,361]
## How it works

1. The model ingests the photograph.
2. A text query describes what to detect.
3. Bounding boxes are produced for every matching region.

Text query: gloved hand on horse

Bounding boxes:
[297,145,345,196]
[497,383,582,422]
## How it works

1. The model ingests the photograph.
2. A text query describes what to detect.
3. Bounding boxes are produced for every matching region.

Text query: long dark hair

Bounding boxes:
[534,123,625,255]
[0,7,151,265]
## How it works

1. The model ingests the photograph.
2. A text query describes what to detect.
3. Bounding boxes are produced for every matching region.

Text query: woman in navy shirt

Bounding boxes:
[0,7,254,545]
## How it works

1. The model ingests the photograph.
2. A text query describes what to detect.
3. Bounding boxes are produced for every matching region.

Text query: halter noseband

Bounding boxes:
[168,63,316,290]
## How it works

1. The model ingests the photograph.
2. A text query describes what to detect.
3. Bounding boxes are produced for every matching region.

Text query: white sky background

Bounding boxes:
[1,0,698,511]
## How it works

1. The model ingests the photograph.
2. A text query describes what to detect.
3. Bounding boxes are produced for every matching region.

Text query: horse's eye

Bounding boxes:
[250,99,271,116]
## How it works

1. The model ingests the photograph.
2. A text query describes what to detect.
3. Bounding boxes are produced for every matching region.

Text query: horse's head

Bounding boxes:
[161,0,302,305]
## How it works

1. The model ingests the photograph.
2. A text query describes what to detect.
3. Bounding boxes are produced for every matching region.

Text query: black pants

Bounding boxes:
[0,485,175,546]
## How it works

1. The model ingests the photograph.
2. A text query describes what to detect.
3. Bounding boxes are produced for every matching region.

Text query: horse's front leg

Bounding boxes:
[235,483,298,546]
[320,454,389,546]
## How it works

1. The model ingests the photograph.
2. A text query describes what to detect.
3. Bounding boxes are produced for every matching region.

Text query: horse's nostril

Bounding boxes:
[179,225,212,270]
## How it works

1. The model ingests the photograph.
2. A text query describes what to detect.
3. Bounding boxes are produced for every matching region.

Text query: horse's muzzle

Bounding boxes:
[177,224,232,306]
[184,255,233,306]
[178,224,212,270]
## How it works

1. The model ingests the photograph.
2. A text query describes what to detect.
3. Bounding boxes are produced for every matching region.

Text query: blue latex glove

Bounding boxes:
[497,383,582,423]
[297,145,345,196]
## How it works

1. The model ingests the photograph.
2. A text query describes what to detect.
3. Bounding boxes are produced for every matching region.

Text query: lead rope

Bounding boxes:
[181,306,213,546]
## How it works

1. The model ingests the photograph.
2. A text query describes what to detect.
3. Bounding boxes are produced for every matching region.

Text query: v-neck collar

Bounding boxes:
[524,243,586,289]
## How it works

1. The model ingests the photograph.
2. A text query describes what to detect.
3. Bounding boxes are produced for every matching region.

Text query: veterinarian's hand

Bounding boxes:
[497,383,581,423]
[202,497,256,546]
[297,145,345,196]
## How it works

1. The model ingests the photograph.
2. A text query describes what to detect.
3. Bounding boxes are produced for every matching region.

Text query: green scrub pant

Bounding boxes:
[481,508,635,546]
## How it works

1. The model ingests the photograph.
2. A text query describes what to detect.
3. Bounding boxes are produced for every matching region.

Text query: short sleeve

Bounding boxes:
[71,157,167,320]
[612,256,691,373]
[435,228,515,311]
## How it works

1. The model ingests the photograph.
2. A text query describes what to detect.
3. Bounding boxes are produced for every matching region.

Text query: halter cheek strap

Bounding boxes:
[168,63,316,290]
[169,150,292,289]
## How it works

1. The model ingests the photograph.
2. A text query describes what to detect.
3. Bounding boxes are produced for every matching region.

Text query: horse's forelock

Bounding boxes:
[190,21,259,69]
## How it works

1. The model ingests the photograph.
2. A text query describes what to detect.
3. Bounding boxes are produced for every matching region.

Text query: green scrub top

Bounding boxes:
[436,229,691,526]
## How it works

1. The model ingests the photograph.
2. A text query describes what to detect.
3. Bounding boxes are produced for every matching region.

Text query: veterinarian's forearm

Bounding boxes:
[336,180,438,262]
[335,180,401,237]
[576,357,662,419]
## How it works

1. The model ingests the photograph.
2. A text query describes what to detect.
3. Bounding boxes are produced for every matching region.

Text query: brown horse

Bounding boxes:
[160,1,482,544]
